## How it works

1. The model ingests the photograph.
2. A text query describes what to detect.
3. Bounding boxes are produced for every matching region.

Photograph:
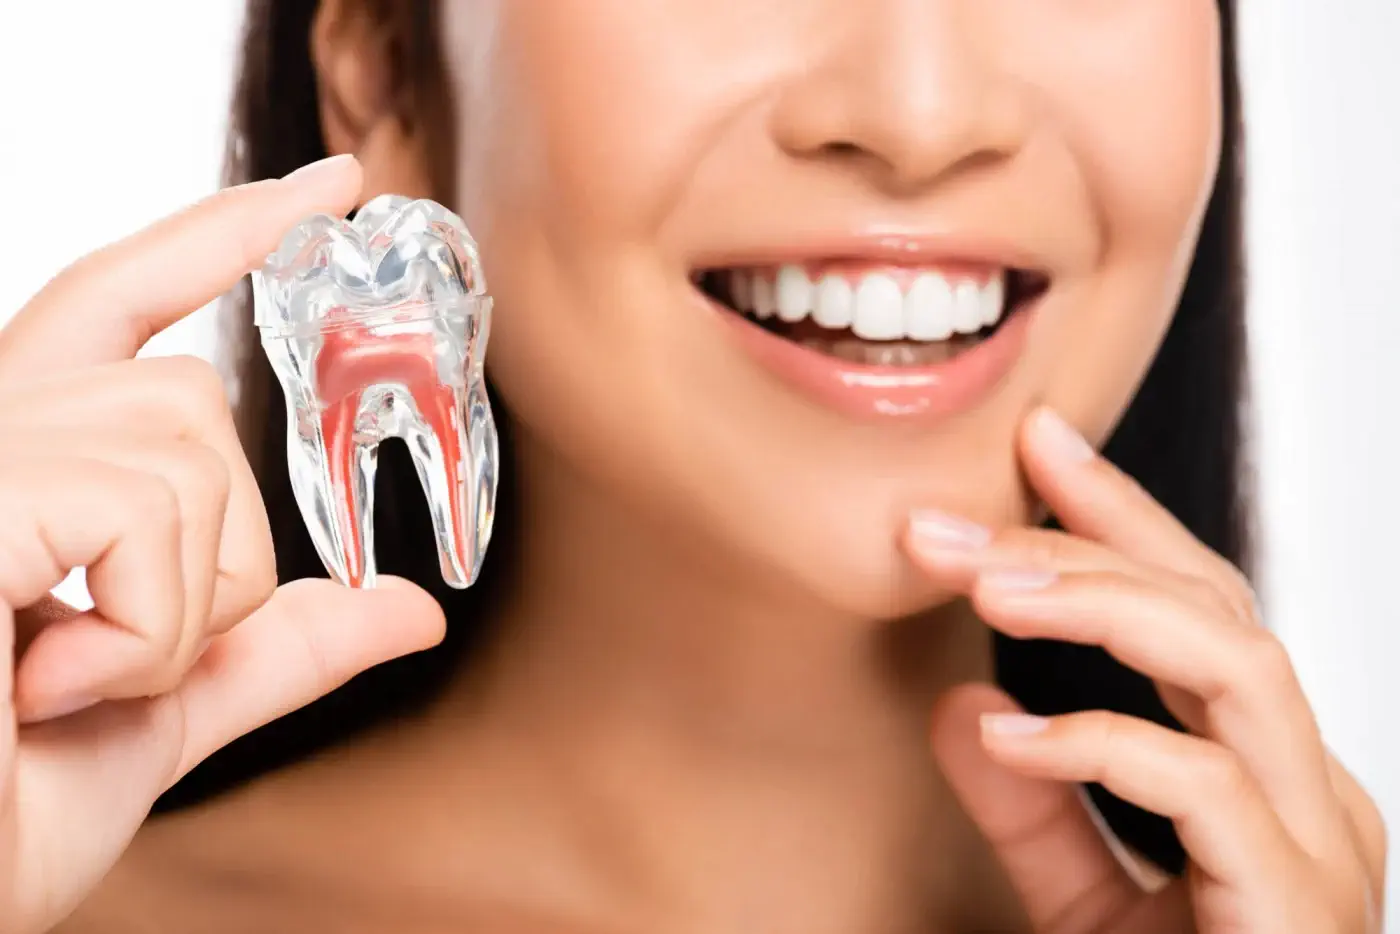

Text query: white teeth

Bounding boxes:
[813,275,854,329]
[752,275,777,319]
[736,266,1009,341]
[904,274,955,341]
[981,275,1005,327]
[729,270,752,311]
[851,274,904,340]
[775,265,813,323]
[952,280,985,335]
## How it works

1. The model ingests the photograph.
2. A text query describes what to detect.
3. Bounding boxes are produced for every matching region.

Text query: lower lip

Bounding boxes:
[716,302,1033,422]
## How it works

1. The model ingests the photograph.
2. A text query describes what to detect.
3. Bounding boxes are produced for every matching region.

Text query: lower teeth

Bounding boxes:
[799,338,973,366]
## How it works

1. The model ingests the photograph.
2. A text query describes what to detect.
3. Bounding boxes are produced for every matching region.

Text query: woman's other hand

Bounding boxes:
[0,154,446,934]
[921,407,1385,933]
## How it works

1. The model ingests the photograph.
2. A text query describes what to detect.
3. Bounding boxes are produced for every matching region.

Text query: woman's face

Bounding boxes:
[438,0,1222,617]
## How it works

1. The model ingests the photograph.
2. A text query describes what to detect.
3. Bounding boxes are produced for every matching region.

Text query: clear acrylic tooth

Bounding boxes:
[254,194,498,589]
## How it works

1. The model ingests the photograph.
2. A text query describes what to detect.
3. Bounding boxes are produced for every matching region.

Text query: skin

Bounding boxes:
[0,1,1381,932]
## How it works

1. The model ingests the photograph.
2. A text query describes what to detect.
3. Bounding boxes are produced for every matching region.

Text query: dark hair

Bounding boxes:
[158,0,1250,877]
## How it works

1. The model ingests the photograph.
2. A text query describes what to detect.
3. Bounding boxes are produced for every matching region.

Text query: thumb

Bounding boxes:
[5,576,445,931]
[931,683,1143,933]
[172,575,446,778]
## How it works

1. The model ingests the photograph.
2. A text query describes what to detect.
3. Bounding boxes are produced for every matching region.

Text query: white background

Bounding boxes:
[2,0,1397,920]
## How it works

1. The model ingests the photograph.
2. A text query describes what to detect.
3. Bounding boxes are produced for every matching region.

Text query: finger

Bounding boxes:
[170,577,446,778]
[0,456,184,633]
[906,519,1164,599]
[905,519,1215,729]
[0,456,185,721]
[1017,406,1255,621]
[1324,751,1388,904]
[968,566,1348,865]
[979,708,1304,894]
[14,577,443,925]
[1,354,276,631]
[0,154,361,381]
[931,683,1144,933]
[13,430,230,710]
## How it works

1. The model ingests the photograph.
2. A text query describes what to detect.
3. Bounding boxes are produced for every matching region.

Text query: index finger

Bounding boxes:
[1017,406,1246,591]
[0,154,362,385]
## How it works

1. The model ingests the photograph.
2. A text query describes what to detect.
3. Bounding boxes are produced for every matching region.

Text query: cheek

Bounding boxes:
[451,0,761,249]
[1030,1,1224,441]
[442,1,756,539]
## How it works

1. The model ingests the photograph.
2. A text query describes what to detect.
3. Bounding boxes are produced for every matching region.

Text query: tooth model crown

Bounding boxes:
[254,195,499,590]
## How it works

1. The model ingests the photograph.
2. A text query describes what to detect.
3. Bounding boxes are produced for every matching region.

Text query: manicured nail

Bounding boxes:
[19,693,100,726]
[1035,408,1095,464]
[981,713,1051,738]
[282,153,358,183]
[909,510,992,551]
[980,568,1059,592]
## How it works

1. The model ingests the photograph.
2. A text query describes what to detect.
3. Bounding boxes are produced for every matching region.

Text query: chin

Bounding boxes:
[712,443,1036,622]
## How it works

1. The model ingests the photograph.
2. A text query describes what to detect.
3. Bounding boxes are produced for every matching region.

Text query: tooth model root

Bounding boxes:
[277,320,493,591]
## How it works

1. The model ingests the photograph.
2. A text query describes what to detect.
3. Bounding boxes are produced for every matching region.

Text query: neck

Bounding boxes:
[429,440,999,928]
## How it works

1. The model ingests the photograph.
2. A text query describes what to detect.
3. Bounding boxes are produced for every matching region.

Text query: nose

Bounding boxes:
[771,2,1030,194]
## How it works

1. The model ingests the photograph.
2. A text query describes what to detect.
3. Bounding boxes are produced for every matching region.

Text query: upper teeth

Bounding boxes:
[729,266,1005,341]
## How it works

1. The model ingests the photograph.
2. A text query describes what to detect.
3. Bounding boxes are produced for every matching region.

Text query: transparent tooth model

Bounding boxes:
[253,195,498,589]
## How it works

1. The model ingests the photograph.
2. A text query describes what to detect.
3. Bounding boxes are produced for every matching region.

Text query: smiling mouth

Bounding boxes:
[694,263,1049,367]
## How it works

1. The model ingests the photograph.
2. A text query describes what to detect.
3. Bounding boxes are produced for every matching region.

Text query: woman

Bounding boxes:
[0,0,1384,931]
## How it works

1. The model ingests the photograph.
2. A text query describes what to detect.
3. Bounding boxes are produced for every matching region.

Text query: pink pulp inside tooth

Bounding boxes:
[316,320,468,587]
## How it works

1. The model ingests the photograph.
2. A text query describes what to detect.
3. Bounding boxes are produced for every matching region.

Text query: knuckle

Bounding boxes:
[1075,710,1125,780]
[159,354,230,406]
[1082,709,1127,749]
[1237,628,1298,691]
[143,355,238,439]
[141,662,191,699]
[1213,562,1262,624]
[122,469,183,533]
[1193,745,1250,799]
[1359,796,1388,853]
[173,439,234,509]
[227,557,278,626]
[996,528,1075,567]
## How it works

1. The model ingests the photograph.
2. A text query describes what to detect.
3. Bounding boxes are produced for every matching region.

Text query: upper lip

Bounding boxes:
[686,226,1055,276]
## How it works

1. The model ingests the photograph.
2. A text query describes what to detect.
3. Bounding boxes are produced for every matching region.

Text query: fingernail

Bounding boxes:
[909,510,992,551]
[980,713,1051,738]
[20,693,100,726]
[1035,408,1096,464]
[282,153,358,183]
[980,568,1059,592]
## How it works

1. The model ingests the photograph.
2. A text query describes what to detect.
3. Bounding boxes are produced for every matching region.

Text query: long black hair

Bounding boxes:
[158,0,1250,877]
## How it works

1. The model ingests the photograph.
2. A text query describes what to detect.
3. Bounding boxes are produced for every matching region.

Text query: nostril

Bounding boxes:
[820,140,865,159]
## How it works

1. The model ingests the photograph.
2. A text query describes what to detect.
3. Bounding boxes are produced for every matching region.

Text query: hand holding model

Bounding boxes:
[0,154,446,934]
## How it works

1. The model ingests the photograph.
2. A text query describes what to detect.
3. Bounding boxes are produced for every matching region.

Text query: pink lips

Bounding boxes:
[719,305,1032,422]
[695,230,1045,422]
